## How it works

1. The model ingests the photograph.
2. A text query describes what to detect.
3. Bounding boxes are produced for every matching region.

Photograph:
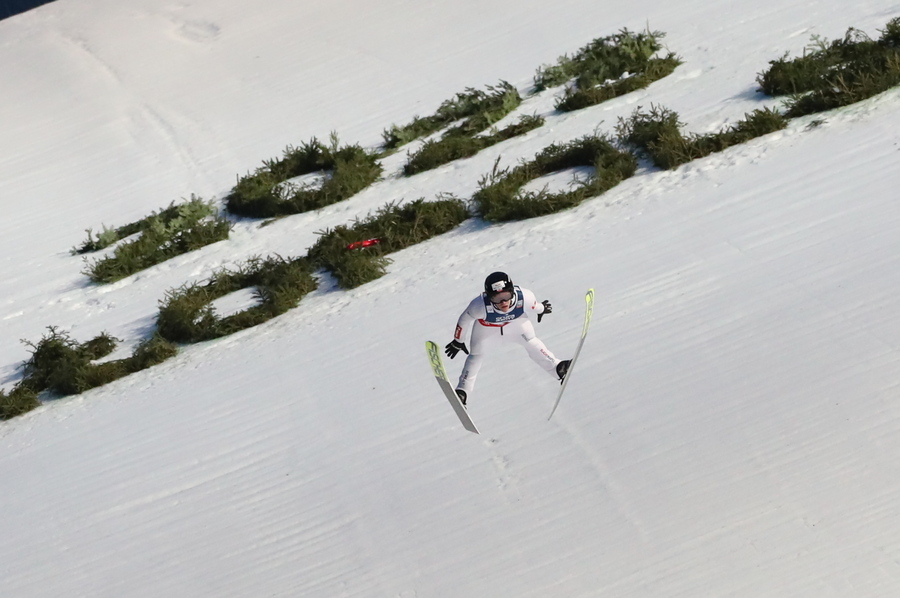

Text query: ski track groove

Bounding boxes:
[550,409,651,542]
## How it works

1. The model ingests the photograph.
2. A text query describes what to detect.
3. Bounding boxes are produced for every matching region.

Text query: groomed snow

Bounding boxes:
[2,1,900,596]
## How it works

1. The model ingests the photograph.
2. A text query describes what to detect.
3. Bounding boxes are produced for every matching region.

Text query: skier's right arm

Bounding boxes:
[445,297,484,359]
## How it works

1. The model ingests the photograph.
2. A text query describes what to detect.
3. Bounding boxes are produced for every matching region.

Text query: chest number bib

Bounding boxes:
[479,288,525,326]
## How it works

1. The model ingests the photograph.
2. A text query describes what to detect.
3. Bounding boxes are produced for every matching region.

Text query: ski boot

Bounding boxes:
[556,360,571,383]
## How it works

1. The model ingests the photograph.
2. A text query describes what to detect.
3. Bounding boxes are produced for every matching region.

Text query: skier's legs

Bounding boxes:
[456,353,483,395]
[456,324,501,394]
[506,318,560,377]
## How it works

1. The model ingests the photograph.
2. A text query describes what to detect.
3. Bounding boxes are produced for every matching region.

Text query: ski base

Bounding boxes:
[426,340,479,434]
[548,288,594,420]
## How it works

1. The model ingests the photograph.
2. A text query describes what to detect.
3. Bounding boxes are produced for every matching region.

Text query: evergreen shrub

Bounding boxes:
[128,334,180,371]
[404,114,545,175]
[534,29,682,112]
[226,135,382,218]
[0,385,40,420]
[156,256,317,343]
[81,196,232,283]
[471,135,638,221]
[758,18,900,117]
[556,57,681,112]
[308,198,470,289]
[616,105,788,169]
[382,82,522,150]
[14,328,177,398]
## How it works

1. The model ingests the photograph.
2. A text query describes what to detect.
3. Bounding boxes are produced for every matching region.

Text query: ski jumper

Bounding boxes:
[453,286,560,394]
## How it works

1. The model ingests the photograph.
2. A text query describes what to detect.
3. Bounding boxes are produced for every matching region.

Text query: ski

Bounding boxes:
[548,288,594,420]
[426,340,479,434]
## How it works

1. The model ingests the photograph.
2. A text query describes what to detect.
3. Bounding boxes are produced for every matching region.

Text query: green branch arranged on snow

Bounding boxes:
[472,135,637,221]
[8,19,900,421]
[616,105,788,170]
[308,197,470,288]
[0,327,177,418]
[534,28,682,112]
[758,17,900,117]
[381,81,523,151]
[78,196,232,284]
[395,82,544,175]
[0,385,39,420]
[403,114,545,176]
[226,134,383,218]
[156,256,318,343]
[394,29,683,175]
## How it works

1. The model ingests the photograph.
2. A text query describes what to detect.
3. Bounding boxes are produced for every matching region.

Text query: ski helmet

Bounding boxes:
[484,271,514,298]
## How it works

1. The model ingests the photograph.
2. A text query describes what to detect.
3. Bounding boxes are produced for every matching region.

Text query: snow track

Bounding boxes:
[3,1,900,596]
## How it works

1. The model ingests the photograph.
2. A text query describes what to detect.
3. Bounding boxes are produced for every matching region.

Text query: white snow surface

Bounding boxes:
[3,0,900,596]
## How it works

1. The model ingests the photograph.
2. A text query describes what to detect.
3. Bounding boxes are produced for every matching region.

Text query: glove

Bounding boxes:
[537,300,552,323]
[444,340,469,359]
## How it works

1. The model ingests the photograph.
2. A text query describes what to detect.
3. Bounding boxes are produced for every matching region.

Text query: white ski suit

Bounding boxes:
[452,285,561,395]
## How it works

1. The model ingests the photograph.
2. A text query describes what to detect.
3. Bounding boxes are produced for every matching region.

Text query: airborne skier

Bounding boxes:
[444,272,570,405]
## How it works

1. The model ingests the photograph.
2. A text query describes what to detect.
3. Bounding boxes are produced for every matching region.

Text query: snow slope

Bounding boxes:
[3,0,900,596]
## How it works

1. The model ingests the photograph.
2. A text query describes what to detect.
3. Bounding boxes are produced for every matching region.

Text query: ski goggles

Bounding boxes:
[489,291,514,304]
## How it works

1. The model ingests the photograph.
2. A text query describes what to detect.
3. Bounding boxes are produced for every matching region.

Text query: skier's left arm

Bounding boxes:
[521,288,553,322]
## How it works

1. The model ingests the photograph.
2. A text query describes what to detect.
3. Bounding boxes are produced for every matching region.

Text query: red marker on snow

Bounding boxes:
[346,238,382,250]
